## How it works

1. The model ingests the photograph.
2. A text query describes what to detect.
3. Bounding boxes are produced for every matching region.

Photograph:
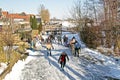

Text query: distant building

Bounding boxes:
[35,15,41,23]
[0,8,2,19]
[0,9,35,33]
[1,11,33,21]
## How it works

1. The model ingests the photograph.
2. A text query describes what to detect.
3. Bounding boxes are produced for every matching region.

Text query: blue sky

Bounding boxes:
[0,0,76,19]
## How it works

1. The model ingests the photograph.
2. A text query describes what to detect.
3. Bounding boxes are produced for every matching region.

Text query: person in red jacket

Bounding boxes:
[58,51,69,70]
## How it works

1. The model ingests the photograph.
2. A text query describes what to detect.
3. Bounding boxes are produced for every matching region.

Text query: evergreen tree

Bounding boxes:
[30,16,37,30]
[30,16,33,29]
[38,21,42,33]
[32,16,37,30]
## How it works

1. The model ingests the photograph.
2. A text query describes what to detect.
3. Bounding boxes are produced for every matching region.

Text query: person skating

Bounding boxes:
[46,36,52,43]
[58,51,69,70]
[46,36,54,49]
[57,35,62,44]
[69,36,76,55]
[74,41,81,57]
[46,42,53,56]
[63,35,68,47]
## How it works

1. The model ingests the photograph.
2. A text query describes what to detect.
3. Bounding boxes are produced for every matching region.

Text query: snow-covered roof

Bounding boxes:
[62,21,76,28]
[19,21,29,24]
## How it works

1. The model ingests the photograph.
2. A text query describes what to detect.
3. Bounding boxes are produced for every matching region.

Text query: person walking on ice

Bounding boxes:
[63,35,68,47]
[74,40,81,57]
[46,42,53,56]
[58,51,69,70]
[69,36,76,55]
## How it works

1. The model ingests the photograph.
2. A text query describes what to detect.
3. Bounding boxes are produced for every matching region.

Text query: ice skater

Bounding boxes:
[58,51,69,70]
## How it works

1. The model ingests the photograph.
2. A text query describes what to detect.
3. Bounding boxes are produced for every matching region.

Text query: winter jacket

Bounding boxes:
[58,53,69,63]
[70,39,76,45]
[46,43,52,49]
[75,42,81,49]
[46,38,52,43]
[63,36,68,42]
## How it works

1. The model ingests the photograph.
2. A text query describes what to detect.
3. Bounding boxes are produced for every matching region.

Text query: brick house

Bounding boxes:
[1,11,33,21]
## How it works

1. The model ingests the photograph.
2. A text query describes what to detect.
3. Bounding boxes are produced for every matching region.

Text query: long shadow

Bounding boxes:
[29,46,85,79]
[51,47,73,56]
[41,51,76,80]
[27,47,72,59]
[51,54,85,79]
[40,48,72,56]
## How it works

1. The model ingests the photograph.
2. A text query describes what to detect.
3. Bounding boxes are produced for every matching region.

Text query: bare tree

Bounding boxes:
[39,4,50,23]
[0,19,14,64]
[103,0,119,49]
[70,0,82,24]
[70,0,104,48]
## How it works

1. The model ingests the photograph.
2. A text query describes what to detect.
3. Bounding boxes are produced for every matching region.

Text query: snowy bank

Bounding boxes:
[0,63,7,75]
[4,50,37,80]
[82,48,120,79]
[3,31,120,80]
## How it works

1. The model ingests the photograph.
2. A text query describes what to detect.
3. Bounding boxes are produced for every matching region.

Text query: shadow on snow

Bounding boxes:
[40,49,85,80]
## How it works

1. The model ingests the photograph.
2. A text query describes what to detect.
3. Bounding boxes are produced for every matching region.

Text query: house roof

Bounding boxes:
[7,14,30,20]
[2,11,8,16]
[1,11,34,21]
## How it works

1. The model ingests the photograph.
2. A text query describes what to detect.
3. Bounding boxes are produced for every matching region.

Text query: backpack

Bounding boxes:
[75,42,81,49]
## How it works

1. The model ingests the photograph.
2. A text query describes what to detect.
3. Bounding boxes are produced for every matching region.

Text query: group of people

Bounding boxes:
[28,34,81,70]
[58,36,81,70]
[70,37,81,57]
[45,35,69,70]
[63,35,81,57]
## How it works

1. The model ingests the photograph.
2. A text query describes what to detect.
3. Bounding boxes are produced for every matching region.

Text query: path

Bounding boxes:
[19,43,93,80]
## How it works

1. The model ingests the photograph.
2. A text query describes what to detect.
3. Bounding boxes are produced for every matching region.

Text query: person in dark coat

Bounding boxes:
[74,41,81,57]
[63,35,68,47]
[46,36,52,43]
[58,51,69,70]
[57,35,62,44]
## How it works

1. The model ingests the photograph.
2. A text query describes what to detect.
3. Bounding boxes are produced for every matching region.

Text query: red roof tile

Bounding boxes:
[2,11,8,16]
[7,14,30,20]
[1,11,34,21]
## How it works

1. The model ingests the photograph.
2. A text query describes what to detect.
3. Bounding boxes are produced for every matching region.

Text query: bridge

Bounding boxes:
[42,24,76,34]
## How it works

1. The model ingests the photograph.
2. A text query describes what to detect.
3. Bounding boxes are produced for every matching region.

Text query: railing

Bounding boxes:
[43,24,61,31]
[43,24,77,33]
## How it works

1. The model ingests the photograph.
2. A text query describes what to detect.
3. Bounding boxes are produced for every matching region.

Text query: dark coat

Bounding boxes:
[58,52,69,63]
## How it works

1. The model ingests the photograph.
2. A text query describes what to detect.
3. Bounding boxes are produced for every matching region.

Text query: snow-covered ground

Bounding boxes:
[3,32,120,80]
[0,63,7,75]
[0,46,19,75]
[62,21,76,28]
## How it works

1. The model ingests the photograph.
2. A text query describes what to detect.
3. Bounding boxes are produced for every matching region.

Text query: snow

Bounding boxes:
[3,31,120,80]
[0,63,7,75]
[4,55,36,80]
[62,21,76,28]
[62,32,86,48]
